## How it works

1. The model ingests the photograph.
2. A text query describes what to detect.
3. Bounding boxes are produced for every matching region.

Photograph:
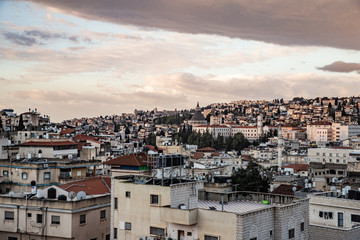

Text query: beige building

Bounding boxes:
[306,121,332,142]
[111,175,309,240]
[0,157,100,193]
[19,140,79,159]
[0,187,110,240]
[309,191,360,240]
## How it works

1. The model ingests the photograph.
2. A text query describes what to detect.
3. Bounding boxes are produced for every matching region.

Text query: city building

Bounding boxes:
[110,175,309,240]
[309,191,360,240]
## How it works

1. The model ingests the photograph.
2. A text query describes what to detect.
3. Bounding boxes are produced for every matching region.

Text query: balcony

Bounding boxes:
[160,207,197,225]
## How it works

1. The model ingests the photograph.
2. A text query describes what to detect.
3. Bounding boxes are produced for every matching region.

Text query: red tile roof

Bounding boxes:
[60,128,76,135]
[20,141,78,146]
[233,126,257,129]
[73,134,98,142]
[104,153,148,167]
[308,121,332,126]
[59,176,111,195]
[283,164,310,172]
[271,184,303,196]
[192,152,204,159]
[197,147,216,152]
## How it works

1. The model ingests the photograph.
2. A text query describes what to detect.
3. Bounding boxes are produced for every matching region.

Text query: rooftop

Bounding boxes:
[198,199,271,214]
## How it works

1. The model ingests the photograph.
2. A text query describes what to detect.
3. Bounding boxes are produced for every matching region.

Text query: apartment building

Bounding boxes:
[306,121,332,142]
[0,185,110,240]
[309,191,360,240]
[308,162,347,191]
[0,157,101,193]
[110,175,309,240]
[332,123,360,142]
[19,140,79,159]
[308,147,360,165]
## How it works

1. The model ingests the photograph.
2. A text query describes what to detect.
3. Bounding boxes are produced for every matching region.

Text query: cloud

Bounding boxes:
[318,61,360,74]
[3,32,38,46]
[26,0,360,50]
[24,29,78,42]
[3,29,81,46]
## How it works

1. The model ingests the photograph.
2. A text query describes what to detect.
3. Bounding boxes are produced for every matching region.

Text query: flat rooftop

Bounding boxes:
[198,200,271,214]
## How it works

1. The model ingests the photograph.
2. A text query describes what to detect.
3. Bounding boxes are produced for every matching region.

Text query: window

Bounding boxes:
[150,194,159,205]
[301,222,304,231]
[114,198,118,209]
[77,170,82,176]
[5,211,14,220]
[351,214,360,223]
[22,172,28,180]
[3,170,8,176]
[125,222,131,230]
[125,191,131,198]
[250,238,257,240]
[100,210,106,219]
[319,211,323,218]
[51,215,60,225]
[80,214,86,224]
[8,237,18,240]
[114,228,117,239]
[44,172,51,180]
[36,214,42,223]
[338,212,344,227]
[187,232,192,236]
[27,213,32,218]
[204,235,219,240]
[270,230,273,236]
[288,228,295,239]
[150,227,165,236]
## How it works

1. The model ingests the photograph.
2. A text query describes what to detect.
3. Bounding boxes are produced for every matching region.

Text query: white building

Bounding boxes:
[306,121,332,142]
[309,191,360,240]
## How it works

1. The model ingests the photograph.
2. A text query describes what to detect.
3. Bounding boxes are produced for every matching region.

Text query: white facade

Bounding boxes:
[308,147,360,164]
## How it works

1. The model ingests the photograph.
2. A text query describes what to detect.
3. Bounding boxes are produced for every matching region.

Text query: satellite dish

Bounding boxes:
[292,187,297,192]
[77,191,86,200]
[9,191,15,197]
[68,154,73,159]
[36,189,43,198]
[68,191,76,200]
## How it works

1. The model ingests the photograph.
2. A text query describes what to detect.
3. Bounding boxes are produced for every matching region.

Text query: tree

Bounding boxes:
[231,161,270,193]
[18,114,25,131]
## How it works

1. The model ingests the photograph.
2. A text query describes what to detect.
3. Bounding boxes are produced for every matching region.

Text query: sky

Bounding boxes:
[1,0,360,122]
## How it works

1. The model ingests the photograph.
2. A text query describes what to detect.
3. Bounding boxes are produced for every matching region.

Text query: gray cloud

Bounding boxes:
[318,61,360,74]
[4,30,81,46]
[4,32,38,46]
[26,0,360,50]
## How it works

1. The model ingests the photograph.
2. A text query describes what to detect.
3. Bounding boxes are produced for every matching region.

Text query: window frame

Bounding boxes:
[288,228,295,239]
[125,191,131,198]
[80,214,86,225]
[44,172,51,180]
[21,172,28,180]
[3,170,9,176]
[5,211,14,220]
[125,222,131,230]
[204,235,219,240]
[51,215,60,225]
[36,214,43,224]
[114,197,118,209]
[150,194,159,205]
[150,226,165,236]
[100,210,106,220]
[338,212,344,227]
[114,228,117,239]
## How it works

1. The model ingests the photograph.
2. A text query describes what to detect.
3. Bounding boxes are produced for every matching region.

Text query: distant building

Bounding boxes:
[188,103,207,126]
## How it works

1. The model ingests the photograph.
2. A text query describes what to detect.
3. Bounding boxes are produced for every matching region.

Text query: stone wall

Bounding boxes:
[309,224,360,240]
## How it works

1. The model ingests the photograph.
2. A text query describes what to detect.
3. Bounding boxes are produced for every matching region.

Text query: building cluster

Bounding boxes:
[0,95,360,239]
